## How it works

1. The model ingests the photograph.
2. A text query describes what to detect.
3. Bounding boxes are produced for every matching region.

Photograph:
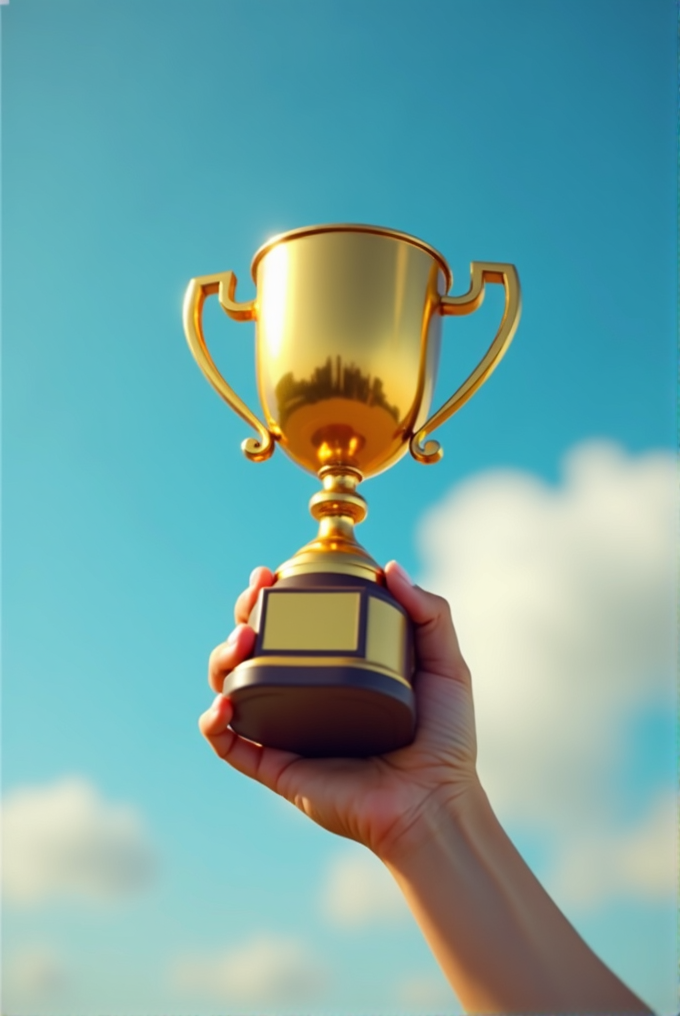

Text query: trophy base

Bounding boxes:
[225,661,415,757]
[224,572,416,757]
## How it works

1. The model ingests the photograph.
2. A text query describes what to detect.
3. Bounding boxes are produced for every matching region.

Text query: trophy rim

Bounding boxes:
[250,222,453,290]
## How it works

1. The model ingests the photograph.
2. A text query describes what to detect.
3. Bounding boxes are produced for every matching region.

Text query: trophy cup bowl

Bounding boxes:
[184,224,521,757]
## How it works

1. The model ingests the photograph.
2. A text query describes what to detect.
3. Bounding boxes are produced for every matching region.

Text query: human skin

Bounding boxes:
[199,562,652,1014]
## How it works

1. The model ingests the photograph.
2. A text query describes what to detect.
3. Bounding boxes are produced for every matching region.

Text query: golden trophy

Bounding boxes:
[183,224,520,757]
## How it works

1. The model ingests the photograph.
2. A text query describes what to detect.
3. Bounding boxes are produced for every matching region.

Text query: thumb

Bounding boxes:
[384,561,470,686]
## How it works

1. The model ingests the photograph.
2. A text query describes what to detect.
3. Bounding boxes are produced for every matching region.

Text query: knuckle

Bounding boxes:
[428,592,452,619]
[234,588,255,623]
[207,644,232,685]
[208,643,224,670]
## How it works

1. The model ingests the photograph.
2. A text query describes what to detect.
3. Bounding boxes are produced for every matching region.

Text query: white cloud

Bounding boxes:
[172,933,326,1007]
[1,776,156,905]
[321,847,409,926]
[2,946,68,995]
[1,946,69,1014]
[418,441,676,901]
[545,789,678,910]
[397,972,460,1012]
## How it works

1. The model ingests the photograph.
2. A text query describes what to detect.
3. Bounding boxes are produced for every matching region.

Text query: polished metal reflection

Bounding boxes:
[182,224,521,757]
[182,223,521,580]
[251,227,445,476]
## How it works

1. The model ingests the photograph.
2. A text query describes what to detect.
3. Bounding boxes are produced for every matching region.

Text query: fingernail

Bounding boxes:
[389,561,413,585]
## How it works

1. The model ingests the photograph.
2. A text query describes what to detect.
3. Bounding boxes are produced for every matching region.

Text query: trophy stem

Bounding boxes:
[276,466,383,582]
[310,465,367,525]
[230,461,415,754]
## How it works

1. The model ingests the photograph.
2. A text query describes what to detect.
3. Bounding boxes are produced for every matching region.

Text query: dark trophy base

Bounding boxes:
[224,573,416,757]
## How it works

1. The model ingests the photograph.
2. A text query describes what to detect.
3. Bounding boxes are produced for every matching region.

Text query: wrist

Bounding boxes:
[375,773,492,870]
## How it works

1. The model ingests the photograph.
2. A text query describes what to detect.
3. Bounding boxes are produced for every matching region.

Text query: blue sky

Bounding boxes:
[2,1,676,1013]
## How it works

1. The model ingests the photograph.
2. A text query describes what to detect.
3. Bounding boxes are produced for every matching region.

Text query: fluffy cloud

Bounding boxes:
[418,441,676,900]
[1,777,156,905]
[1,946,70,1016]
[3,946,68,996]
[320,847,409,926]
[172,933,326,1007]
[545,789,677,909]
[397,972,460,1012]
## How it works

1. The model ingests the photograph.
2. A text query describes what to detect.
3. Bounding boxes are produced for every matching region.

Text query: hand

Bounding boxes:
[199,562,479,862]
[200,566,654,1015]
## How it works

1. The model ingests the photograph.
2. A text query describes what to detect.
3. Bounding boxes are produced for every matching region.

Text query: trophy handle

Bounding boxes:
[409,262,521,464]
[182,272,276,463]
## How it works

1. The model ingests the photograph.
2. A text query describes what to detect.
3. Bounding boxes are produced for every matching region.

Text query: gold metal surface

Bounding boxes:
[233,655,412,689]
[365,597,407,675]
[277,466,382,580]
[182,272,275,462]
[183,224,521,581]
[410,262,521,464]
[250,223,453,288]
[262,591,361,651]
[309,466,367,525]
[275,551,382,582]
[251,227,445,477]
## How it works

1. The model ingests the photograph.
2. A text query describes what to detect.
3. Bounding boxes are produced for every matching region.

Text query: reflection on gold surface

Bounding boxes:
[281,399,403,475]
[313,425,365,468]
[254,228,444,476]
[183,225,521,583]
[275,356,400,428]
[274,356,401,469]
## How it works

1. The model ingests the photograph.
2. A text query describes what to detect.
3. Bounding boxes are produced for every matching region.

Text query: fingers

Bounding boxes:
[202,563,302,791]
[209,566,274,694]
[199,694,269,776]
[208,623,256,693]
[384,560,470,685]
[199,693,239,757]
[199,693,299,794]
[234,566,276,625]
[208,566,275,692]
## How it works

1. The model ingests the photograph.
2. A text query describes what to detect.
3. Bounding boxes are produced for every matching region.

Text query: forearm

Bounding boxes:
[381,779,652,1014]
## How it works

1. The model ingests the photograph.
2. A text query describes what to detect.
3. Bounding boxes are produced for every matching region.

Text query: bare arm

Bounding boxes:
[200,563,653,1014]
[381,778,649,1013]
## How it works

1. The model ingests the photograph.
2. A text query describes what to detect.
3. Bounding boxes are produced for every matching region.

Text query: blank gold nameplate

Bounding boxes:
[262,591,361,652]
